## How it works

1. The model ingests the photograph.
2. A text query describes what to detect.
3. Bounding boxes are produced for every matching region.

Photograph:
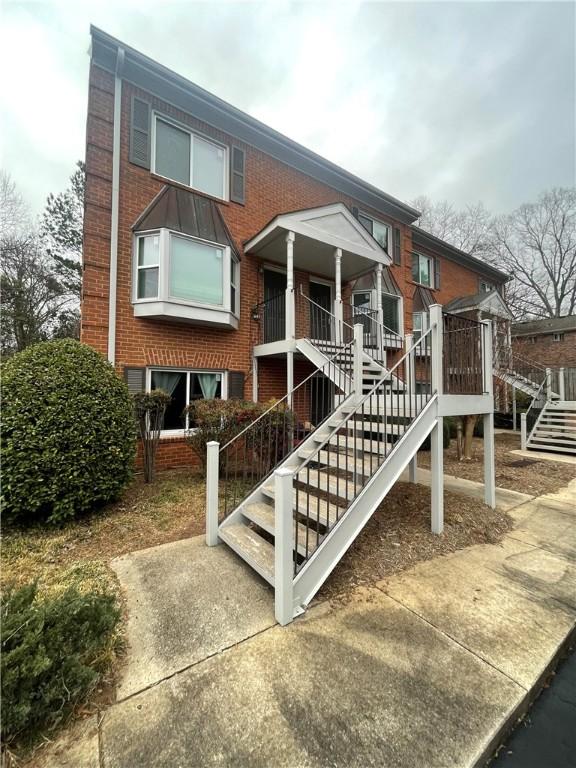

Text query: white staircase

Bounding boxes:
[526,401,576,455]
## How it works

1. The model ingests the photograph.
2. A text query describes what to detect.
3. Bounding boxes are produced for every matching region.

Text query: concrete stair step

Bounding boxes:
[219,523,275,586]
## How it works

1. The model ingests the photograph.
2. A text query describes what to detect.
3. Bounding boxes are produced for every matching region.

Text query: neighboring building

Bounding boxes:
[512,315,576,367]
[82,27,509,469]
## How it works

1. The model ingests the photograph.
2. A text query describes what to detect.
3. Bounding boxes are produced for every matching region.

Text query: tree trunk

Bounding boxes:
[463,415,478,460]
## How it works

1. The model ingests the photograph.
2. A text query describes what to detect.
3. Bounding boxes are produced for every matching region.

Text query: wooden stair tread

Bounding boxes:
[219,523,275,585]
[261,484,335,526]
[242,502,325,556]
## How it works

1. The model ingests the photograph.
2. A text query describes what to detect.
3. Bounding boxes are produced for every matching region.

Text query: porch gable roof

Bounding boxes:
[244,203,392,277]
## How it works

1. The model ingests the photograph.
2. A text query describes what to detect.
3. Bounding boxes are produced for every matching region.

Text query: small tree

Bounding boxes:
[133,391,171,483]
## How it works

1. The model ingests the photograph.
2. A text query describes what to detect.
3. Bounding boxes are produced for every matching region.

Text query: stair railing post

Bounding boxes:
[559,367,565,401]
[353,324,364,402]
[334,247,343,344]
[482,319,493,396]
[428,305,444,534]
[285,231,295,341]
[405,333,417,483]
[520,413,527,451]
[429,304,443,395]
[546,367,552,402]
[274,467,294,626]
[206,441,220,546]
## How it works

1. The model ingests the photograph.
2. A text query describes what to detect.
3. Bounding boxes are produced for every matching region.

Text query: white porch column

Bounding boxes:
[334,248,343,343]
[205,441,220,546]
[546,367,552,401]
[521,412,527,450]
[274,467,294,625]
[559,367,565,401]
[285,231,295,340]
[429,304,443,533]
[512,385,517,431]
[376,263,384,350]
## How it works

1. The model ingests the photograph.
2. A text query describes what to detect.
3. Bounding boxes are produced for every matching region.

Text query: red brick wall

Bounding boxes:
[513,331,576,368]
[82,62,506,468]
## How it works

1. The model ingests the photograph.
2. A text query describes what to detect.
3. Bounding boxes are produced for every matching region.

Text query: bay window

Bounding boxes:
[150,369,224,433]
[412,311,429,342]
[412,252,433,287]
[133,229,239,327]
[153,115,227,200]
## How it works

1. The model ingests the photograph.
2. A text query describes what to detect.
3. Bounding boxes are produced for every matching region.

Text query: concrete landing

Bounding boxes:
[111,536,275,699]
[90,480,576,767]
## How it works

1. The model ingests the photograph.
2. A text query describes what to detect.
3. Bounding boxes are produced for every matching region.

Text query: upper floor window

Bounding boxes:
[153,115,228,200]
[358,212,390,253]
[553,333,564,342]
[134,229,238,315]
[412,252,433,288]
[479,280,494,293]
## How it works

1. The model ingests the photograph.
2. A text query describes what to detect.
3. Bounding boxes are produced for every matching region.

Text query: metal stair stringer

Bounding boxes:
[291,394,439,613]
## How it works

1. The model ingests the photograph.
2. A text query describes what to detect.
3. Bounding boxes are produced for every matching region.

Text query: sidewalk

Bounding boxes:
[49,477,576,768]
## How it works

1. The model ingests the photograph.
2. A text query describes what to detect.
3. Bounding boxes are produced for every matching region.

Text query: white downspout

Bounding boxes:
[107,47,124,365]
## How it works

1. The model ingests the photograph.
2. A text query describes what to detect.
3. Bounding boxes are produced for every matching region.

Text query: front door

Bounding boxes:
[263,270,286,343]
[309,281,332,341]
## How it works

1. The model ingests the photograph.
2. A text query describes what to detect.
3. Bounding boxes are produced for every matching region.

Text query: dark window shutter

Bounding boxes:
[434,257,441,290]
[228,371,245,400]
[230,146,246,204]
[351,206,359,219]
[124,367,146,393]
[130,96,151,169]
[393,227,402,265]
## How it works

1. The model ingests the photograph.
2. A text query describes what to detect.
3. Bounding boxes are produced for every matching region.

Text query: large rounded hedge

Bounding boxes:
[2,340,136,524]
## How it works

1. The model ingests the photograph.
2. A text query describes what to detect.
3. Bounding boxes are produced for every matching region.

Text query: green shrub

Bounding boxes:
[1,339,136,524]
[185,399,295,472]
[419,418,451,451]
[1,582,120,744]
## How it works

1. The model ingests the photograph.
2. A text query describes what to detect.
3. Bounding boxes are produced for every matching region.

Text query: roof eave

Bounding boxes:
[89,25,421,225]
[411,227,510,283]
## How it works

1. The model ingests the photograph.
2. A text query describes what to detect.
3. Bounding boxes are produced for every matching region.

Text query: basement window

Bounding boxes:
[149,368,225,434]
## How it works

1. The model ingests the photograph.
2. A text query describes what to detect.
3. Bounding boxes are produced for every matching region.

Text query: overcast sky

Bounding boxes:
[1,0,574,218]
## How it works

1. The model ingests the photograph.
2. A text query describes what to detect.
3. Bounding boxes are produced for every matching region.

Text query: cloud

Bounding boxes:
[1,0,574,217]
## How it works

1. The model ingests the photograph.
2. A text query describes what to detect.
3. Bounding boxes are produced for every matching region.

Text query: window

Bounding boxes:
[381,293,400,334]
[153,116,227,199]
[412,311,429,341]
[135,230,238,316]
[169,234,224,305]
[479,280,494,293]
[357,212,390,253]
[150,369,224,433]
[412,252,433,287]
[136,234,160,299]
[230,257,239,315]
[553,333,564,342]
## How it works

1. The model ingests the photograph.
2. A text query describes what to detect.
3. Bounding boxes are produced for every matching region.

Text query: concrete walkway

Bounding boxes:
[54,478,576,768]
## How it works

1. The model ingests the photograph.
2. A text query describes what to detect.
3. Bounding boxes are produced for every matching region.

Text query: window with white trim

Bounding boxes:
[153,115,228,200]
[411,252,433,287]
[412,311,429,341]
[149,369,225,433]
[553,333,564,342]
[479,280,494,293]
[357,212,390,253]
[134,230,238,315]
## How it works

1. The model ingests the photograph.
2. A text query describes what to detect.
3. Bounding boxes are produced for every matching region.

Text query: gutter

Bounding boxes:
[107,46,124,365]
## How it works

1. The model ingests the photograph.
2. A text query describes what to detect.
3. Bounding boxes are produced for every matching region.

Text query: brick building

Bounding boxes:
[512,316,576,367]
[82,27,510,469]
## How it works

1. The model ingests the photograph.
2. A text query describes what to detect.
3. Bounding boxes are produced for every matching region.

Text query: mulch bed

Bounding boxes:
[318,481,513,602]
[418,432,575,497]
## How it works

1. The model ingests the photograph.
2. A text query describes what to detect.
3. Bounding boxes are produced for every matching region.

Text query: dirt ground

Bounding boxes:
[418,431,575,496]
[319,481,512,603]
